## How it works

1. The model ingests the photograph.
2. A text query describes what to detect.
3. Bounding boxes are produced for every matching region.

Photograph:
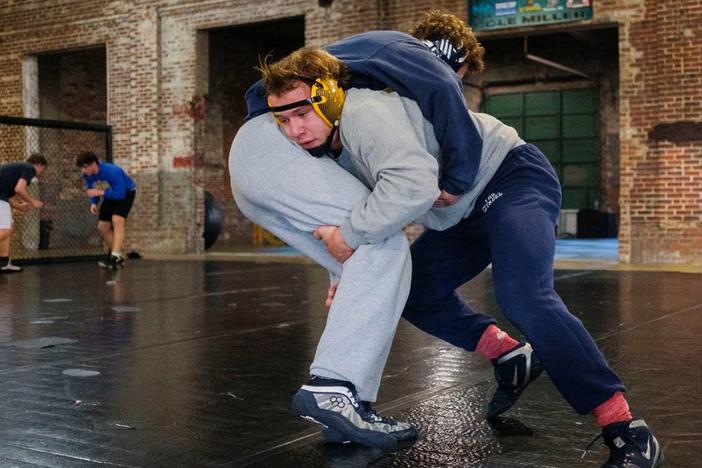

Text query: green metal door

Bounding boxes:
[484,89,600,209]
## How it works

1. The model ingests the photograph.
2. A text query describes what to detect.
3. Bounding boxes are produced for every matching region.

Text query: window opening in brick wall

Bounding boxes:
[204,16,304,248]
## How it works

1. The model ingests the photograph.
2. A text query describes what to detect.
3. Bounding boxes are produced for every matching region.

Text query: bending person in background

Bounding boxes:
[76,151,136,270]
[0,153,47,273]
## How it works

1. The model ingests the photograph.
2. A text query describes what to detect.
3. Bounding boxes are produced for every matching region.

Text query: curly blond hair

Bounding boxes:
[258,47,350,96]
[409,10,485,74]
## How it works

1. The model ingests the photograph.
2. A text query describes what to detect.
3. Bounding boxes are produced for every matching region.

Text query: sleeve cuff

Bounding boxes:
[440,179,465,196]
[339,222,367,250]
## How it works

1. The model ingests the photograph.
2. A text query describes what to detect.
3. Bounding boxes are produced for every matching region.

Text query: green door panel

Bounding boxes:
[563,114,597,138]
[486,88,600,210]
[525,115,559,139]
[533,140,560,164]
[485,93,523,117]
[563,138,598,162]
[563,163,599,187]
[525,91,560,116]
[562,187,587,209]
[562,88,598,114]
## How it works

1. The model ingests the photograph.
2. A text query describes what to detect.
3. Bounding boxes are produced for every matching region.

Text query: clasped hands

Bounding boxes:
[314,225,354,263]
[433,189,460,208]
[314,225,351,308]
[317,189,458,307]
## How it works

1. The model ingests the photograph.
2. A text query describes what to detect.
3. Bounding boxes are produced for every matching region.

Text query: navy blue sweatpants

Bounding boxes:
[403,144,625,414]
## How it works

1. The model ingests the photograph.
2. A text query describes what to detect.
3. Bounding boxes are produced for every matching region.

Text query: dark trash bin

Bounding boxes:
[577,209,618,238]
[39,220,53,250]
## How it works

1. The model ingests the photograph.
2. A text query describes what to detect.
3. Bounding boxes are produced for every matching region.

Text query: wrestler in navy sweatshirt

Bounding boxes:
[244,31,481,197]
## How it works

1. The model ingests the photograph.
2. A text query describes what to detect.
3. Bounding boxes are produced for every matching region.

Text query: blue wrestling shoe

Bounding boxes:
[291,376,418,451]
[319,400,416,445]
[487,342,543,418]
[600,418,664,467]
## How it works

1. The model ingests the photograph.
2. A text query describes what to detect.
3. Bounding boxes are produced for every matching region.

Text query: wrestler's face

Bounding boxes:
[79,162,99,176]
[269,82,333,150]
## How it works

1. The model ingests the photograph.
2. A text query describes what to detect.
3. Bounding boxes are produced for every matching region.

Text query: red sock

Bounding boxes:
[476,324,520,360]
[593,391,632,427]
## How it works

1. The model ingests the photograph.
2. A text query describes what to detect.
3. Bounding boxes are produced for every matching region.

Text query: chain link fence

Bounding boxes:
[0,116,112,262]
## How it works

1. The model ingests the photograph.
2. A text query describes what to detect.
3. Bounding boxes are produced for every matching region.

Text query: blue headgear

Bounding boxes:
[423,38,467,72]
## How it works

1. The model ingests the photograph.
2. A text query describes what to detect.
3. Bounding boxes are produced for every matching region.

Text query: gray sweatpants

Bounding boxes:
[229,114,411,401]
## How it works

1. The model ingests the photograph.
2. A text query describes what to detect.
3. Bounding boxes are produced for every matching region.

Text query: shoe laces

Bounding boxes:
[582,431,638,465]
[581,433,602,459]
[361,402,393,424]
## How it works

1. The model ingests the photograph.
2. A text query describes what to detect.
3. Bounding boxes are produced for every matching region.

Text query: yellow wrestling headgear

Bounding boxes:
[309,77,345,127]
[268,76,345,128]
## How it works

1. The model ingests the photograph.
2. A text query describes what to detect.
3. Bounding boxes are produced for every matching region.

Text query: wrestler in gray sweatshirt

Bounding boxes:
[229,113,412,402]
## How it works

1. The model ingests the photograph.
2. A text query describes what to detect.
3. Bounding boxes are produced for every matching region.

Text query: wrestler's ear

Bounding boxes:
[310,78,345,128]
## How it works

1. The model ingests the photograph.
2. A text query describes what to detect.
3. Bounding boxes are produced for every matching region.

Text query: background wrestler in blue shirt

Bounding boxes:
[78,152,136,268]
[82,161,136,206]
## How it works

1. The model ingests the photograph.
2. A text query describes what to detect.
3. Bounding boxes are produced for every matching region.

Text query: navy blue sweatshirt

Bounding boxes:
[244,31,482,196]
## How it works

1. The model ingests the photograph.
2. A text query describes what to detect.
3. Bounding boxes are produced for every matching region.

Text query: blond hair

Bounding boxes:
[258,47,350,96]
[409,10,485,74]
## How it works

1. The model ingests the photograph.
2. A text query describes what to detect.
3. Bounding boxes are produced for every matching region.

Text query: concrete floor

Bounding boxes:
[0,259,698,467]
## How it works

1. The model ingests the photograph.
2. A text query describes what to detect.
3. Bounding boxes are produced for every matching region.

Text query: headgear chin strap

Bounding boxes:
[307,125,340,158]
[423,38,467,72]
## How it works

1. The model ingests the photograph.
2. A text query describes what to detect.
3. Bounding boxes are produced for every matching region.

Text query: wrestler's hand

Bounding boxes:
[15,201,31,213]
[314,225,354,263]
[325,282,338,308]
[433,189,460,208]
[90,204,98,215]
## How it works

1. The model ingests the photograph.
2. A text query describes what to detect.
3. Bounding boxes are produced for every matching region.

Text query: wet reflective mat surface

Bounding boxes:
[0,260,699,467]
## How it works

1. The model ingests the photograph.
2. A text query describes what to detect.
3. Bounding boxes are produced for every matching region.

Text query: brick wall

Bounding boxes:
[1,0,447,254]
[595,0,702,262]
[2,0,701,262]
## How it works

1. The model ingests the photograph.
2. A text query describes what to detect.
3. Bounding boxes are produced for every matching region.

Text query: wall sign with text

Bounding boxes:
[469,0,593,31]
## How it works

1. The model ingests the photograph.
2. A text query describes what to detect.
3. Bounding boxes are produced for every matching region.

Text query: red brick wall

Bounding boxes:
[37,48,107,124]
[595,0,702,262]
[2,0,701,262]
[381,0,467,30]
